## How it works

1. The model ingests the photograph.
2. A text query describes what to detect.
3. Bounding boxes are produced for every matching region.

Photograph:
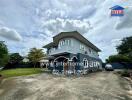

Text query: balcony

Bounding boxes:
[48,46,99,59]
[48,46,72,56]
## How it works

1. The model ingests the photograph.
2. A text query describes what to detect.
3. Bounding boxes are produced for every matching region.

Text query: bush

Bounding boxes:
[121,69,131,77]
[108,55,131,63]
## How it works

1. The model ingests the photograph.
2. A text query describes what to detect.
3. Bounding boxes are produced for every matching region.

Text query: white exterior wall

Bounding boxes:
[72,38,99,58]
[48,38,99,58]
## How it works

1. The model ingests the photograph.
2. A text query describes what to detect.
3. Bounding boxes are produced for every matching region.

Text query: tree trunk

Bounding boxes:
[34,63,36,70]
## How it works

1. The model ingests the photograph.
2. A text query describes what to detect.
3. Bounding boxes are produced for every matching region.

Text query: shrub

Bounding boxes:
[108,55,131,63]
[121,69,131,77]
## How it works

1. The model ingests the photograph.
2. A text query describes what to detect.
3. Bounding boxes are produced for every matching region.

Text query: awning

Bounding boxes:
[39,59,49,62]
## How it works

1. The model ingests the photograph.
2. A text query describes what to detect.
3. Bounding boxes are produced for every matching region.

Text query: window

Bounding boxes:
[64,39,71,45]
[80,44,85,51]
[83,58,88,68]
[62,40,64,45]
[93,51,96,55]
[59,41,62,46]
[53,48,56,51]
[55,47,57,50]
[59,39,71,47]
[83,60,86,66]
[89,48,92,53]
[48,49,51,53]
[67,40,69,45]
[68,39,71,45]
[58,41,63,48]
[66,39,70,45]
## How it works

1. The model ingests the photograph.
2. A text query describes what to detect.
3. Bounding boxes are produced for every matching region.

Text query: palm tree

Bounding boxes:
[28,48,45,68]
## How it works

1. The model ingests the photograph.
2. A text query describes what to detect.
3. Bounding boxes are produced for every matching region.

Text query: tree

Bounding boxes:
[116,36,132,54]
[28,48,45,68]
[107,55,131,63]
[0,41,9,66]
[106,36,132,63]
[9,53,23,63]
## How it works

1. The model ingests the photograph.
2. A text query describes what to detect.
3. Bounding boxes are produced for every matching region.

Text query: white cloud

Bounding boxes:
[115,7,132,30]
[84,0,132,61]
[0,0,132,62]
[40,18,91,36]
[0,27,22,41]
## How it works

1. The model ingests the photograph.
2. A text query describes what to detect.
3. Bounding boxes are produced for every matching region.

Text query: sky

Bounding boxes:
[0,0,132,62]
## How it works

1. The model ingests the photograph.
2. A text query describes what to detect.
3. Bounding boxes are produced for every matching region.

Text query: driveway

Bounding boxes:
[0,71,131,100]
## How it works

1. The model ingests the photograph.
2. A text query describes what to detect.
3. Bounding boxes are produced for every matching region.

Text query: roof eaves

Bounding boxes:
[43,42,54,48]
[110,5,124,10]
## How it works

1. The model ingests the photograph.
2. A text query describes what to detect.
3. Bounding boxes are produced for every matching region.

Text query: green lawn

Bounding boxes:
[0,68,43,78]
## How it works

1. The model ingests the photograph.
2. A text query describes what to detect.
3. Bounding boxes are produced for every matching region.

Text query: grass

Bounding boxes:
[0,68,43,78]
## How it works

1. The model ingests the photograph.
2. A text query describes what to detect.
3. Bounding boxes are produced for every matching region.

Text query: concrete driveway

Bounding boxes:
[0,71,131,100]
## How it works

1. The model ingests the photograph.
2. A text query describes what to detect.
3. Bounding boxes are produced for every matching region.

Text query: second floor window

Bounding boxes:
[89,48,92,54]
[80,44,85,51]
[59,39,71,47]
[48,49,51,53]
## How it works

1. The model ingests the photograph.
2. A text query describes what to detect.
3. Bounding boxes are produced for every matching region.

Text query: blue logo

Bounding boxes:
[110,5,125,16]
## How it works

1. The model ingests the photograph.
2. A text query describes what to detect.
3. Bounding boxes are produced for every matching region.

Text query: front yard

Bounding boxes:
[0,68,43,78]
[0,71,131,100]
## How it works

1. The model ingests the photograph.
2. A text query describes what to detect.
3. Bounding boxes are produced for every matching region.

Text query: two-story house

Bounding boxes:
[43,31,102,74]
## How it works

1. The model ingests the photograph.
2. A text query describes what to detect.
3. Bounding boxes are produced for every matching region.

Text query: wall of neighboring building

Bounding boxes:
[48,37,99,59]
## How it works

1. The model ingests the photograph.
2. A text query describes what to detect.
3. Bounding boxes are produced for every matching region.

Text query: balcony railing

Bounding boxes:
[48,46,99,59]
[49,46,72,55]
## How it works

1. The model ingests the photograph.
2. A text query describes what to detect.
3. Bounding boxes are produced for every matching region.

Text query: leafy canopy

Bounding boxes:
[116,36,132,54]
[9,53,23,63]
[0,41,9,66]
[107,55,131,63]
[28,48,45,64]
[106,36,132,63]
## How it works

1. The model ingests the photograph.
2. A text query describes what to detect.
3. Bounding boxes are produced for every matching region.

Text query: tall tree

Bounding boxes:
[9,53,23,63]
[106,36,132,63]
[116,36,132,54]
[28,48,45,68]
[0,41,9,66]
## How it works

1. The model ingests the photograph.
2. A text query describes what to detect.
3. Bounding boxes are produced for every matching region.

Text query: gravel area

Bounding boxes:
[0,71,131,100]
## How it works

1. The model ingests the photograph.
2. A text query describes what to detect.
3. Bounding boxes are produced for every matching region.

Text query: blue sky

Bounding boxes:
[0,0,132,62]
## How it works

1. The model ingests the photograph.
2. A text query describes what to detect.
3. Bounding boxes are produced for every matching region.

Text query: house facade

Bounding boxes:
[43,31,102,74]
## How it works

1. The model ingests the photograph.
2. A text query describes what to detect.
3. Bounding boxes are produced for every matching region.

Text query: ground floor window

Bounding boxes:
[83,58,88,68]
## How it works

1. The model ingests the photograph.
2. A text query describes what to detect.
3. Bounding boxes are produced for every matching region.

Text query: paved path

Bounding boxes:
[0,71,131,100]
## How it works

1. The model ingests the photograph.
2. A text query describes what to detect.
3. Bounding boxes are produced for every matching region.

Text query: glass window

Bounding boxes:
[67,40,69,45]
[60,41,62,46]
[59,39,71,47]
[49,49,51,53]
[83,60,86,66]
[83,58,88,68]
[85,51,87,54]
[65,40,67,45]
[89,48,92,53]
[53,48,56,51]
[67,39,71,45]
[69,39,71,45]
[80,44,85,51]
[62,40,65,45]
[80,45,82,49]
